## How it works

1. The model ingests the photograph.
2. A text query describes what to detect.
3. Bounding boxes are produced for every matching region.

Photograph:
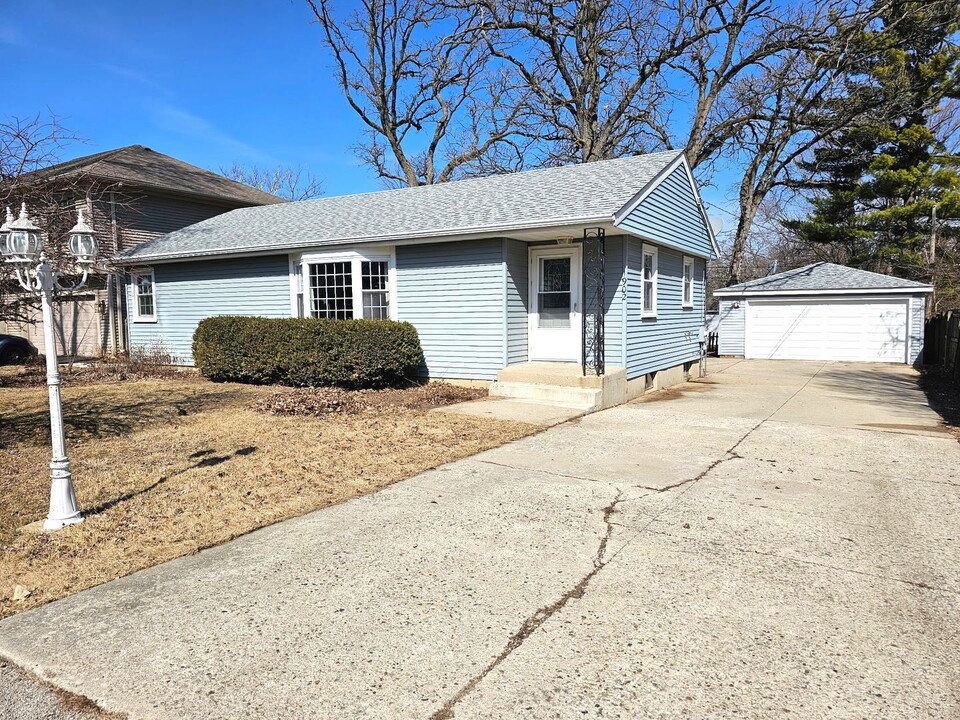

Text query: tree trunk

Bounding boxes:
[727,196,761,286]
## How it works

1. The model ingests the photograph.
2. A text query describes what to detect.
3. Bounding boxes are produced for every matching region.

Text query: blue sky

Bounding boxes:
[2,0,736,229]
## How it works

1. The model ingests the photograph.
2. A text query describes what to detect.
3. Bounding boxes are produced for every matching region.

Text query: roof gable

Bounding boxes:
[613,154,718,258]
[117,150,688,262]
[18,145,284,207]
[714,262,933,295]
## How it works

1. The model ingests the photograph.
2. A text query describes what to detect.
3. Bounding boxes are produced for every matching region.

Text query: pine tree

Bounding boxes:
[787,0,960,289]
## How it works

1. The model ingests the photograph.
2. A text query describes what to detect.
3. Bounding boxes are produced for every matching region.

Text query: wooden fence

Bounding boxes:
[924,310,960,376]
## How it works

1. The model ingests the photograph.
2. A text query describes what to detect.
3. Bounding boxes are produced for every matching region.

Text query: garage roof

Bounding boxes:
[714,262,933,296]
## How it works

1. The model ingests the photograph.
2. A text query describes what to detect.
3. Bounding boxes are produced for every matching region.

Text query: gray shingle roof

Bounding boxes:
[21,145,285,206]
[116,150,684,262]
[714,262,933,294]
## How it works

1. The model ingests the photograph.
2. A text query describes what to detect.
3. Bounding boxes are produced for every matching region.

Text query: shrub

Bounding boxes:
[192,316,424,389]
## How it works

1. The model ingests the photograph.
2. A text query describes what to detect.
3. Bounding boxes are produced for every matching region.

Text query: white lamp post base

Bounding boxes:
[43,461,84,530]
[43,515,84,531]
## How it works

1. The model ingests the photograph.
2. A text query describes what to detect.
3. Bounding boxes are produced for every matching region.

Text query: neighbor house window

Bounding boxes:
[131,269,156,322]
[682,256,694,308]
[642,246,658,317]
[303,253,393,321]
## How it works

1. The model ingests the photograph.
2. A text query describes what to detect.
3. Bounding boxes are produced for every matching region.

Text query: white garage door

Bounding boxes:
[745,299,908,363]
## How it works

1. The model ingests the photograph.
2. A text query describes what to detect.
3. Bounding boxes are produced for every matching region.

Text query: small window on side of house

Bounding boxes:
[642,246,658,318]
[361,260,390,320]
[131,269,156,322]
[682,256,694,309]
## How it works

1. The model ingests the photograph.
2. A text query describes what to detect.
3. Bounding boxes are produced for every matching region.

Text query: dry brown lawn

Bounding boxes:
[0,373,536,619]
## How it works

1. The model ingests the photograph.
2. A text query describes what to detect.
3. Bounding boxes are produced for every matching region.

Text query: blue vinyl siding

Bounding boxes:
[505,239,529,366]
[617,165,715,258]
[717,300,745,356]
[604,236,626,369]
[396,239,506,380]
[127,255,291,365]
[625,239,705,379]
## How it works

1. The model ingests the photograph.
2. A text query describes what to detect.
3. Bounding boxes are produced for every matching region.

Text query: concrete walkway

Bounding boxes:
[1,360,958,719]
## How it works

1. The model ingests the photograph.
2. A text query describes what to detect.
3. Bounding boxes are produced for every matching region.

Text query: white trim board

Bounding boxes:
[715,287,933,298]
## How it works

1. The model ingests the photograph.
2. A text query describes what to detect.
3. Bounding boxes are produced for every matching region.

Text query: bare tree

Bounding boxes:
[0,114,93,325]
[652,0,849,173]
[306,0,522,185]
[462,0,729,166]
[931,98,960,155]
[220,163,325,201]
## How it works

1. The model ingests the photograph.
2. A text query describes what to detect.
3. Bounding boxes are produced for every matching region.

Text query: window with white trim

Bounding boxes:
[309,261,353,319]
[131,269,156,322]
[641,246,658,317]
[360,260,390,320]
[303,253,393,320]
[682,256,694,308]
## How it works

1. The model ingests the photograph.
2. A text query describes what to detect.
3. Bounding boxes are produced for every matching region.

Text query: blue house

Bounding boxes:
[116,150,718,409]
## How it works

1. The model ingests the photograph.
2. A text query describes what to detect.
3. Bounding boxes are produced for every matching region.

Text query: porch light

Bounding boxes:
[67,208,98,265]
[4,202,42,263]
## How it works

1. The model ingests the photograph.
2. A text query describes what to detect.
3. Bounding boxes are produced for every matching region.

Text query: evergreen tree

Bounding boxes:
[786,0,960,290]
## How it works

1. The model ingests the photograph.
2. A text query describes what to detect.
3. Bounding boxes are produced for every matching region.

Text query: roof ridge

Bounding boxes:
[294,149,686,206]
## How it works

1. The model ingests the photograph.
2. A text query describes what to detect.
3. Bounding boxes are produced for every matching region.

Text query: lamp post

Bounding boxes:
[1,203,99,530]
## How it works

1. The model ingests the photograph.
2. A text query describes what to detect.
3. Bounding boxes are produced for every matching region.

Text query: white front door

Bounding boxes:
[528,245,582,362]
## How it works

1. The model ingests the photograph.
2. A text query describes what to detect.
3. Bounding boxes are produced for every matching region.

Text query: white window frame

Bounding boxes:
[296,248,397,321]
[682,255,695,309]
[641,245,658,318]
[130,268,157,323]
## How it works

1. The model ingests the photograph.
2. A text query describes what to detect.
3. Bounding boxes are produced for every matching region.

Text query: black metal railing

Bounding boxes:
[582,227,605,376]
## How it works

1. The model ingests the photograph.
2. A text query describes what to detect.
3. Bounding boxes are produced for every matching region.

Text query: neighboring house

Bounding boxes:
[714,262,933,365]
[0,145,283,357]
[115,150,719,409]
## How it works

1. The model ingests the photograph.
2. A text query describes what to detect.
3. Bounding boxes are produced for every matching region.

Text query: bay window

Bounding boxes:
[301,252,393,320]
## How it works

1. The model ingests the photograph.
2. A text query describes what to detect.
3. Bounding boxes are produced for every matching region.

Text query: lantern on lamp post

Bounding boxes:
[1,203,99,530]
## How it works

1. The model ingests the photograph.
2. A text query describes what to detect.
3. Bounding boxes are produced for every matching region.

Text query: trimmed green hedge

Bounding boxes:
[192,316,424,389]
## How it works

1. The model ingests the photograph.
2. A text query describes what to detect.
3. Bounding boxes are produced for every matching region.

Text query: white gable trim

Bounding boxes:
[611,152,721,258]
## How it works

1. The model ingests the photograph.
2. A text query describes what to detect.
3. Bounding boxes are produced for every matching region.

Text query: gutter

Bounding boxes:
[714,287,934,297]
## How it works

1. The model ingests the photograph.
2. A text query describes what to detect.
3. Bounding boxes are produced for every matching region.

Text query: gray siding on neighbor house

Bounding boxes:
[717,300,746,356]
[396,239,506,380]
[625,239,705,379]
[127,255,291,364]
[910,294,926,366]
[617,165,714,259]
[505,239,529,366]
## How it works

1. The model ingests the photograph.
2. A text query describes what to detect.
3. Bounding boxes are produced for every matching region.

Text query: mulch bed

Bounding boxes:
[253,382,486,416]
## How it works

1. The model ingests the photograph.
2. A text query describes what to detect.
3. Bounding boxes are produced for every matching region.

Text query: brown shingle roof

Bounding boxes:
[20,145,285,206]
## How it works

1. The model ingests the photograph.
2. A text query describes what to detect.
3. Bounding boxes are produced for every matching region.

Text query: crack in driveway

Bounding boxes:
[428,490,624,720]
[430,365,833,718]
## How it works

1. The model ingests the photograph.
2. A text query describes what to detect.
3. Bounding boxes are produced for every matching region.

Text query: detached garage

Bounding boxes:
[714,263,933,365]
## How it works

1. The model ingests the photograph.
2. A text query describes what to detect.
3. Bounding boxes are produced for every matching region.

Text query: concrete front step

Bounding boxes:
[490,364,628,411]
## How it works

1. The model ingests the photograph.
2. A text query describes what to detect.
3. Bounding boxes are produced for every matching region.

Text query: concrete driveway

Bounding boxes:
[1,359,958,719]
